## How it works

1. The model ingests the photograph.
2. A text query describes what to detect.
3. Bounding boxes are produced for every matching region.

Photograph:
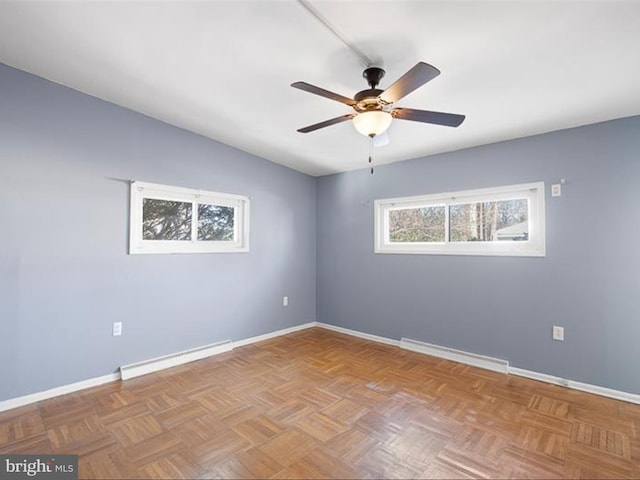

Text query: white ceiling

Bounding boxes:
[1,1,639,176]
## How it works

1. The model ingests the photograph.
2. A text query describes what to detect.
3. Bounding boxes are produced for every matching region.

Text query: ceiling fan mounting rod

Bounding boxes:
[363,67,385,89]
[296,0,374,67]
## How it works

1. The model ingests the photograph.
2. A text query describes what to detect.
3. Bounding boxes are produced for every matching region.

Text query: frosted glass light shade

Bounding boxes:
[352,111,393,137]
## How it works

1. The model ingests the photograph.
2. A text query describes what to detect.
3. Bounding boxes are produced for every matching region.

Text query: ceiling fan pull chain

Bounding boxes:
[368,134,375,175]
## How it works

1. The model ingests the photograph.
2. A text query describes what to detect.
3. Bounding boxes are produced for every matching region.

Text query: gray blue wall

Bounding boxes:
[0,64,317,401]
[3,61,639,402]
[317,115,640,395]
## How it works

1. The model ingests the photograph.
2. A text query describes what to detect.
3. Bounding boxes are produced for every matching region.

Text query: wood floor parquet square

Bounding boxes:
[321,398,370,425]
[98,402,151,427]
[46,415,108,449]
[436,446,503,479]
[92,390,136,415]
[355,410,404,444]
[1,327,639,478]
[572,422,631,459]
[385,424,441,465]
[295,411,348,442]
[137,451,203,480]
[123,430,186,468]
[231,414,284,446]
[0,433,52,455]
[296,386,341,409]
[256,429,320,468]
[207,446,285,479]
[172,415,227,449]
[0,409,45,444]
[282,446,362,479]
[422,458,480,479]
[80,450,138,480]
[109,414,164,447]
[356,443,424,479]
[155,400,209,429]
[528,394,571,419]
[515,424,568,461]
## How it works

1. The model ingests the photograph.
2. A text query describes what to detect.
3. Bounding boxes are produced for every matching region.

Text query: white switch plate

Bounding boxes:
[112,322,122,336]
[552,325,564,341]
[283,296,289,307]
[551,184,562,197]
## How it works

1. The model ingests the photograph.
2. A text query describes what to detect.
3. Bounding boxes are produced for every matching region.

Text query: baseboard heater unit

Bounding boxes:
[400,337,509,374]
[120,339,233,380]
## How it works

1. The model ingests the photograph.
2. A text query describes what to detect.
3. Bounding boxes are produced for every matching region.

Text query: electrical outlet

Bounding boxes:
[112,322,122,337]
[283,296,289,307]
[552,325,564,341]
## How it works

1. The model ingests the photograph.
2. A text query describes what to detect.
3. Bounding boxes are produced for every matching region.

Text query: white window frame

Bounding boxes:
[129,181,250,254]
[374,182,545,257]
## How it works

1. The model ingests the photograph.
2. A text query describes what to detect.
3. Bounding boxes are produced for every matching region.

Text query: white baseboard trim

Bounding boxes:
[315,323,639,405]
[316,322,400,347]
[509,367,640,405]
[0,373,120,413]
[120,339,234,380]
[233,322,317,348]
[2,322,639,412]
[400,337,510,374]
[0,322,318,413]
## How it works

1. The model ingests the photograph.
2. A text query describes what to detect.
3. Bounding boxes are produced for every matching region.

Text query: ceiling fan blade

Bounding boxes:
[291,81,355,106]
[373,132,390,147]
[379,62,441,104]
[297,114,355,133]
[392,108,465,127]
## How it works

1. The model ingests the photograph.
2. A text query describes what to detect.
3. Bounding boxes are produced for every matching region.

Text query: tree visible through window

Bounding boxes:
[375,182,545,256]
[389,206,445,242]
[143,199,192,240]
[449,199,528,242]
[198,204,235,241]
[130,181,250,254]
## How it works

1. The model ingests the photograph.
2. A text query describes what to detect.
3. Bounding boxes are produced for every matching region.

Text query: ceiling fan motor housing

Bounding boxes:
[354,88,385,112]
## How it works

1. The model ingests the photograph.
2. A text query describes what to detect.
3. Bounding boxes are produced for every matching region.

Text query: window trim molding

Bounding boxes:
[129,181,250,255]
[374,181,545,257]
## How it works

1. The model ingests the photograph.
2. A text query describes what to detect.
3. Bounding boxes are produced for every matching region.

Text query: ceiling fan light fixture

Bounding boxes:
[352,110,392,137]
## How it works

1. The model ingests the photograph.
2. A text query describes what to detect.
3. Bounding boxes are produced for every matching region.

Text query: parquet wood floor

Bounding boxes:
[1,327,639,479]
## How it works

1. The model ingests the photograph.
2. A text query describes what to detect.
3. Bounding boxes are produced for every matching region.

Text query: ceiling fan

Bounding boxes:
[291,62,465,142]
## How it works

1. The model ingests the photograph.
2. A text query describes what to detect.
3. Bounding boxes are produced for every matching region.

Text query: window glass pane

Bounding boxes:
[198,204,235,241]
[389,206,445,242]
[450,199,528,242]
[142,198,192,240]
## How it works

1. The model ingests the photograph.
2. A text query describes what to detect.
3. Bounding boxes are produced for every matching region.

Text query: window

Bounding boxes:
[375,182,545,256]
[129,181,249,254]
